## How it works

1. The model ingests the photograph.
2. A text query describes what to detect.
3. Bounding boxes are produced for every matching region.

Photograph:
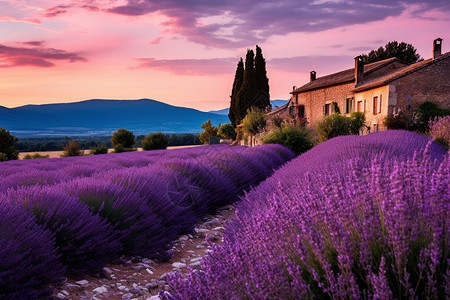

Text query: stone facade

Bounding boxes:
[284,39,449,132]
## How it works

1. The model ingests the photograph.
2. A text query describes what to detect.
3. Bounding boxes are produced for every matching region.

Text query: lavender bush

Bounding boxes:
[0,201,65,299]
[0,144,293,296]
[163,131,449,299]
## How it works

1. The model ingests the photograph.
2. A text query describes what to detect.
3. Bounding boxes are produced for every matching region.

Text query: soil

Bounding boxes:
[52,205,236,300]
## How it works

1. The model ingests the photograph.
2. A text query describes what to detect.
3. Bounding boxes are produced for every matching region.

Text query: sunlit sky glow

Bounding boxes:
[0,0,448,111]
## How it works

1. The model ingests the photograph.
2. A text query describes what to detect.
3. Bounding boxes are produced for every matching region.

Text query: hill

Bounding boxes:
[0,99,227,137]
[209,100,289,115]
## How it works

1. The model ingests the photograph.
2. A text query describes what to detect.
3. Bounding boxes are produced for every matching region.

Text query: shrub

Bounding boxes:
[113,144,136,153]
[383,113,408,129]
[349,112,368,134]
[199,120,218,144]
[112,128,135,148]
[429,115,450,150]
[90,144,109,155]
[315,113,350,142]
[0,201,65,299]
[413,101,450,132]
[62,140,83,157]
[0,127,19,161]
[163,131,449,299]
[217,123,237,140]
[142,132,169,150]
[23,153,50,159]
[262,124,313,155]
[241,107,267,135]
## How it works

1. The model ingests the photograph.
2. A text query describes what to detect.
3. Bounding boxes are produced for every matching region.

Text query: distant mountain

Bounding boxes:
[209,100,289,115]
[0,99,228,137]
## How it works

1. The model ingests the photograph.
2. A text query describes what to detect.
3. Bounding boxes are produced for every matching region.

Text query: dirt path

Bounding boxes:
[52,205,235,300]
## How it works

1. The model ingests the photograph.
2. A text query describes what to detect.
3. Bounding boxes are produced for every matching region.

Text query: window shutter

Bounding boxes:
[323,105,326,116]
[363,99,366,112]
[378,95,382,113]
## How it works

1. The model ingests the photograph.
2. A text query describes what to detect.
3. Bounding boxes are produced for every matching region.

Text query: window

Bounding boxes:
[372,123,379,132]
[324,103,331,116]
[373,96,378,114]
[345,98,354,114]
[357,100,363,112]
[297,105,305,119]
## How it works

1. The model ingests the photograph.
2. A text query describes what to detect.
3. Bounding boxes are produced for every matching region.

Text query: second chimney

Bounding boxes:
[354,56,364,85]
[433,38,443,59]
[310,71,316,82]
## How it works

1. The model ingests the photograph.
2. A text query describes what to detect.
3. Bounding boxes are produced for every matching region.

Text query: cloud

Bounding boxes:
[149,36,164,45]
[135,57,237,75]
[105,0,450,48]
[0,14,41,24]
[20,41,46,46]
[0,44,87,68]
[43,4,73,17]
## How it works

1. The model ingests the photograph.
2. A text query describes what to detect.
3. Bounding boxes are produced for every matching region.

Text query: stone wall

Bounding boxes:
[389,56,450,112]
[354,85,390,131]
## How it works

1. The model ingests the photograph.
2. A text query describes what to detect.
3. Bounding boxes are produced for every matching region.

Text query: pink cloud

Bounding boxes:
[0,43,87,68]
[43,4,73,18]
[149,36,164,45]
[0,14,41,24]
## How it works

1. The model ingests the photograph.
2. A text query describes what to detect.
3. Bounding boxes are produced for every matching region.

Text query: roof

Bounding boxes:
[266,103,288,116]
[353,51,450,92]
[291,57,400,94]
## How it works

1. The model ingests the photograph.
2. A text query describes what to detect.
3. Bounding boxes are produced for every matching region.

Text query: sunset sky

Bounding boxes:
[0,0,448,111]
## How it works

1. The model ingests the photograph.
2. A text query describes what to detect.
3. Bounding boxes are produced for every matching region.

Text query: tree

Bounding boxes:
[229,46,270,128]
[111,129,135,148]
[229,58,244,127]
[361,41,422,64]
[62,140,83,157]
[142,132,169,150]
[262,124,313,155]
[199,120,218,144]
[218,123,237,140]
[0,127,19,161]
[241,108,267,135]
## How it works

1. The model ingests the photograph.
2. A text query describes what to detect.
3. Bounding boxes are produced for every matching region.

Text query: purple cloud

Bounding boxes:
[20,41,45,46]
[135,57,236,75]
[43,5,73,17]
[105,0,450,48]
[0,44,87,68]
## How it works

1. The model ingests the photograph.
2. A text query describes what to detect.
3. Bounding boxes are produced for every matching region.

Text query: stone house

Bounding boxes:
[283,38,450,132]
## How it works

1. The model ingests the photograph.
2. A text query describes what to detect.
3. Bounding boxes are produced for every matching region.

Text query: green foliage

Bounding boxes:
[23,153,50,160]
[349,112,369,134]
[111,129,135,148]
[241,108,267,135]
[90,145,109,155]
[142,132,169,150]
[413,101,450,132]
[113,144,136,153]
[262,124,313,155]
[383,114,408,130]
[316,113,350,142]
[229,46,270,127]
[62,140,83,157]
[199,120,218,144]
[0,127,19,161]
[218,123,237,140]
[361,41,422,64]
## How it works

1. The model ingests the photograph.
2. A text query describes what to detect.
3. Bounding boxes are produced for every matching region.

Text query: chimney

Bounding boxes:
[433,38,443,59]
[310,71,316,82]
[354,56,364,85]
[292,85,297,91]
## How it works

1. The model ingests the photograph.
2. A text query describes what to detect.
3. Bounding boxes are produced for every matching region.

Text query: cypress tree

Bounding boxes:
[228,46,270,128]
[229,58,244,127]
[255,45,270,104]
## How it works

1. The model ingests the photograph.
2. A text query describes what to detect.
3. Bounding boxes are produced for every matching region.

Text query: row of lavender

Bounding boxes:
[0,144,295,299]
[164,131,449,299]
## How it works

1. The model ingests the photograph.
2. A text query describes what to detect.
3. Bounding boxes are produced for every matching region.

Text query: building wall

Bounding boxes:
[354,85,390,131]
[388,56,450,112]
[294,82,355,126]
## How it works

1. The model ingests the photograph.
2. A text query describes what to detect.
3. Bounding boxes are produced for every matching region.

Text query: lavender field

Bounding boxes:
[164,131,449,299]
[0,144,295,299]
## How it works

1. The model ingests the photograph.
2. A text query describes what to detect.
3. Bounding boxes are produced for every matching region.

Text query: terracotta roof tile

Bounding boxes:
[352,52,450,92]
[291,57,400,94]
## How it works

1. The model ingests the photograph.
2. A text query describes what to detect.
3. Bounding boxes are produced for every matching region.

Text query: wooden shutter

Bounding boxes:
[378,95,382,113]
